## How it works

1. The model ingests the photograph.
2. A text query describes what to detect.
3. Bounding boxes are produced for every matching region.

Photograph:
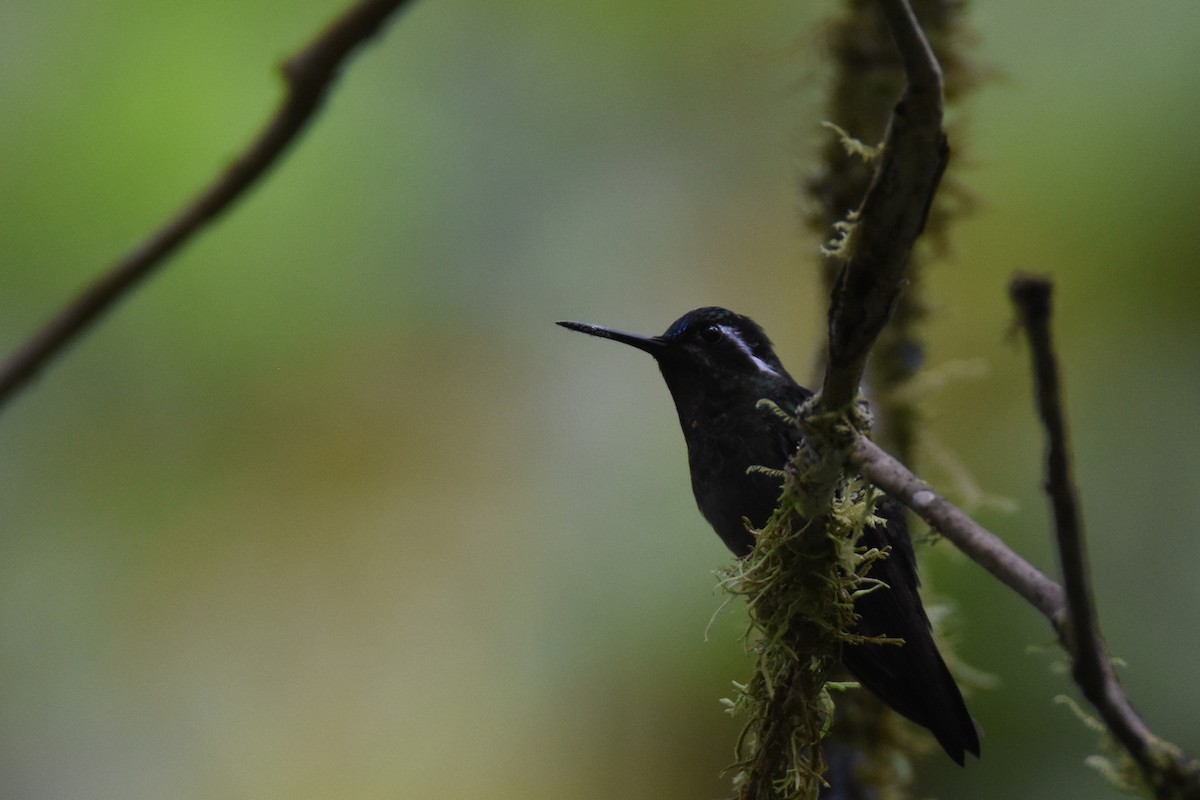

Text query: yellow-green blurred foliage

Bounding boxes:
[2,2,1197,798]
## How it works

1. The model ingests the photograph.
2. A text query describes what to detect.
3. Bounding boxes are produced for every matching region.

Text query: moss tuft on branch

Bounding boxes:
[719,401,900,799]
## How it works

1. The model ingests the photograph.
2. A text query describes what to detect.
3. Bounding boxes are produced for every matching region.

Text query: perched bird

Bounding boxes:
[558,306,979,764]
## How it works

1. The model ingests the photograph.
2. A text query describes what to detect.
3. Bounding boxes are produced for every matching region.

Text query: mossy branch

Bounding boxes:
[717,1,950,796]
[810,0,982,465]
[802,2,982,792]
[719,403,898,800]
[818,0,948,414]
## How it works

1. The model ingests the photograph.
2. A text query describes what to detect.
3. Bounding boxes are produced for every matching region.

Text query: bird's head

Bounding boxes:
[557,307,792,400]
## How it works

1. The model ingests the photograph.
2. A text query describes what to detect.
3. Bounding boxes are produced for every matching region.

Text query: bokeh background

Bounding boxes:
[2,1,1198,798]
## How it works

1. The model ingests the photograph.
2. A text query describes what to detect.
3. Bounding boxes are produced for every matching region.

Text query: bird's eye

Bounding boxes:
[698,325,723,343]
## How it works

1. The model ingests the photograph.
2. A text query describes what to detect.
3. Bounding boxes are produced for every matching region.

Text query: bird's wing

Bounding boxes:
[840,505,980,763]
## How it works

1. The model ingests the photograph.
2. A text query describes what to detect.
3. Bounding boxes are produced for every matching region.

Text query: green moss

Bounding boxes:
[718,401,900,799]
[1055,695,1148,797]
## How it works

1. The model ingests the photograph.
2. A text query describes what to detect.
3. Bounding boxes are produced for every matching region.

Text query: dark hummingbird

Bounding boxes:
[558,306,980,765]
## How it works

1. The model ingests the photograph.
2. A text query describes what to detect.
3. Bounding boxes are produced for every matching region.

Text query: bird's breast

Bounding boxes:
[683,411,793,556]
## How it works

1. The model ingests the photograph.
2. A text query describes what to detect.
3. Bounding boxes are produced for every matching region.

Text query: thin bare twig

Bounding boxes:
[1009,278,1103,668]
[1010,275,1200,800]
[850,278,1200,799]
[0,0,414,411]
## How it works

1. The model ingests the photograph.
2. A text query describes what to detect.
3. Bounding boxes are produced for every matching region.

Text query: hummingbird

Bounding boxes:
[558,306,980,764]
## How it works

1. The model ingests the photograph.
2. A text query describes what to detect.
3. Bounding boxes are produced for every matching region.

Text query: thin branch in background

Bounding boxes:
[0,0,415,412]
[1010,275,1200,800]
[852,278,1200,799]
[1008,277,1100,661]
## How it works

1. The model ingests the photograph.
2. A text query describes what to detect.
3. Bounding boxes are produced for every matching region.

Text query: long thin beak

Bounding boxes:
[556,320,666,356]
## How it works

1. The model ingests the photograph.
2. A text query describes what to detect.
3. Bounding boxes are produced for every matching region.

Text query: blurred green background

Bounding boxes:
[2,1,1198,798]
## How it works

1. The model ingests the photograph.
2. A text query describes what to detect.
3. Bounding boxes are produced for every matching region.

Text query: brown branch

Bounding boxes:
[819,0,949,412]
[802,3,981,790]
[1010,275,1200,800]
[850,278,1200,799]
[730,1,953,795]
[723,3,950,795]
[1008,278,1104,674]
[789,0,1198,792]
[0,0,415,411]
[852,436,1066,623]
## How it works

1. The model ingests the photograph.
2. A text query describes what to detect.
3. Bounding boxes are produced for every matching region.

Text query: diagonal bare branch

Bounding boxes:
[0,0,415,412]
[852,435,1067,623]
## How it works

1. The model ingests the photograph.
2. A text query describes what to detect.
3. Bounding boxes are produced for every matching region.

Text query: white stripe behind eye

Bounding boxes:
[719,325,780,376]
